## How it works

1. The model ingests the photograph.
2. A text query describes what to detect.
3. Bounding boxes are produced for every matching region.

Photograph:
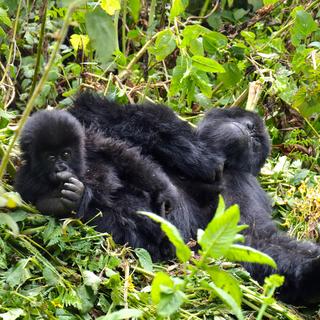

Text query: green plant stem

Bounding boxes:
[30,0,48,95]
[121,0,127,52]
[0,0,86,181]
[0,0,22,85]
[200,0,210,17]
[114,10,120,51]
[0,145,15,177]
[148,0,156,35]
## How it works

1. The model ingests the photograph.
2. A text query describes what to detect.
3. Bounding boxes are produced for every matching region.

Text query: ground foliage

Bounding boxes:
[0,0,319,318]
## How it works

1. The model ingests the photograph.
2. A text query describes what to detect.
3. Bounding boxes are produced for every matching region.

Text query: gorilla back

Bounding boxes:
[197,107,320,305]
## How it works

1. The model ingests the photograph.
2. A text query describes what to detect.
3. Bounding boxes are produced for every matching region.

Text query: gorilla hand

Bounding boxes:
[57,171,85,211]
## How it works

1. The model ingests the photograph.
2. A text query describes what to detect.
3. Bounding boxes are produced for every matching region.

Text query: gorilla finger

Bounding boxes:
[61,189,80,201]
[63,182,80,192]
[61,197,77,209]
[56,171,74,181]
[69,177,84,190]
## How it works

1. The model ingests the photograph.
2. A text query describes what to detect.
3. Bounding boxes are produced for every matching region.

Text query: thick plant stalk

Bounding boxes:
[0,0,86,181]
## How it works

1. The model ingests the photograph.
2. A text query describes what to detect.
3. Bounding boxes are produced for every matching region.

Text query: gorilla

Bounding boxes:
[197,107,320,305]
[15,110,204,261]
[14,94,320,305]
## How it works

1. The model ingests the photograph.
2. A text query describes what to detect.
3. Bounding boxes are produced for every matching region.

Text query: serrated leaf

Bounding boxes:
[198,205,240,258]
[100,0,121,15]
[138,211,191,262]
[192,56,225,73]
[135,248,154,272]
[225,244,277,269]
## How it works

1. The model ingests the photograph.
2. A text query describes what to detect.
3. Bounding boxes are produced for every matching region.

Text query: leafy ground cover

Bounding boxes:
[0,0,319,318]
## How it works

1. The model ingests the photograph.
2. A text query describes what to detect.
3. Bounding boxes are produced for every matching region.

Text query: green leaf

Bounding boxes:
[85,8,117,65]
[192,70,212,98]
[149,29,176,61]
[225,244,277,269]
[0,309,24,320]
[151,272,173,304]
[100,0,121,15]
[192,56,225,73]
[128,0,140,22]
[138,211,191,262]
[198,205,240,258]
[0,212,19,235]
[218,63,243,88]
[204,281,244,320]
[43,267,59,286]
[206,267,242,306]
[83,270,101,294]
[203,31,228,53]
[6,259,32,288]
[291,10,318,46]
[97,308,142,320]
[157,289,185,317]
[169,0,189,21]
[263,0,278,4]
[0,8,12,27]
[135,248,154,272]
[181,25,210,47]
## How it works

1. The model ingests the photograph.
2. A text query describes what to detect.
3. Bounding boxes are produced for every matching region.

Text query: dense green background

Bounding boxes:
[0,0,319,318]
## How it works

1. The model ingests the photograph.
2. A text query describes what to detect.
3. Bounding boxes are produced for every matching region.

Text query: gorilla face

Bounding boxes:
[197,107,271,175]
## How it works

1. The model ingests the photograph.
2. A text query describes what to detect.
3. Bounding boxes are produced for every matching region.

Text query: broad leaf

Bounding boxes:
[149,29,176,61]
[169,0,189,21]
[85,8,117,65]
[225,244,277,269]
[135,248,154,272]
[192,56,225,73]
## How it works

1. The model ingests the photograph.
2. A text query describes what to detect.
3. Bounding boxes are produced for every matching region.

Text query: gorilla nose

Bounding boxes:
[244,119,254,131]
[55,163,68,172]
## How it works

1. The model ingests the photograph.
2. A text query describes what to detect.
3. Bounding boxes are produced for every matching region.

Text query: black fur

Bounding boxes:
[197,107,320,305]
[15,110,201,261]
[68,92,223,184]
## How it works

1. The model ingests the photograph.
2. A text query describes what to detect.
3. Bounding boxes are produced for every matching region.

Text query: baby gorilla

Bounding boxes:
[15,111,87,218]
[15,110,195,261]
[197,107,320,305]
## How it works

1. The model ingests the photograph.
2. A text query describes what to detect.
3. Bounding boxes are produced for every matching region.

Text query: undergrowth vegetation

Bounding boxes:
[0,0,319,318]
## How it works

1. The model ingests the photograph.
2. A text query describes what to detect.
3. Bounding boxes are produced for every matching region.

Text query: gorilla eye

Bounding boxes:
[61,150,71,160]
